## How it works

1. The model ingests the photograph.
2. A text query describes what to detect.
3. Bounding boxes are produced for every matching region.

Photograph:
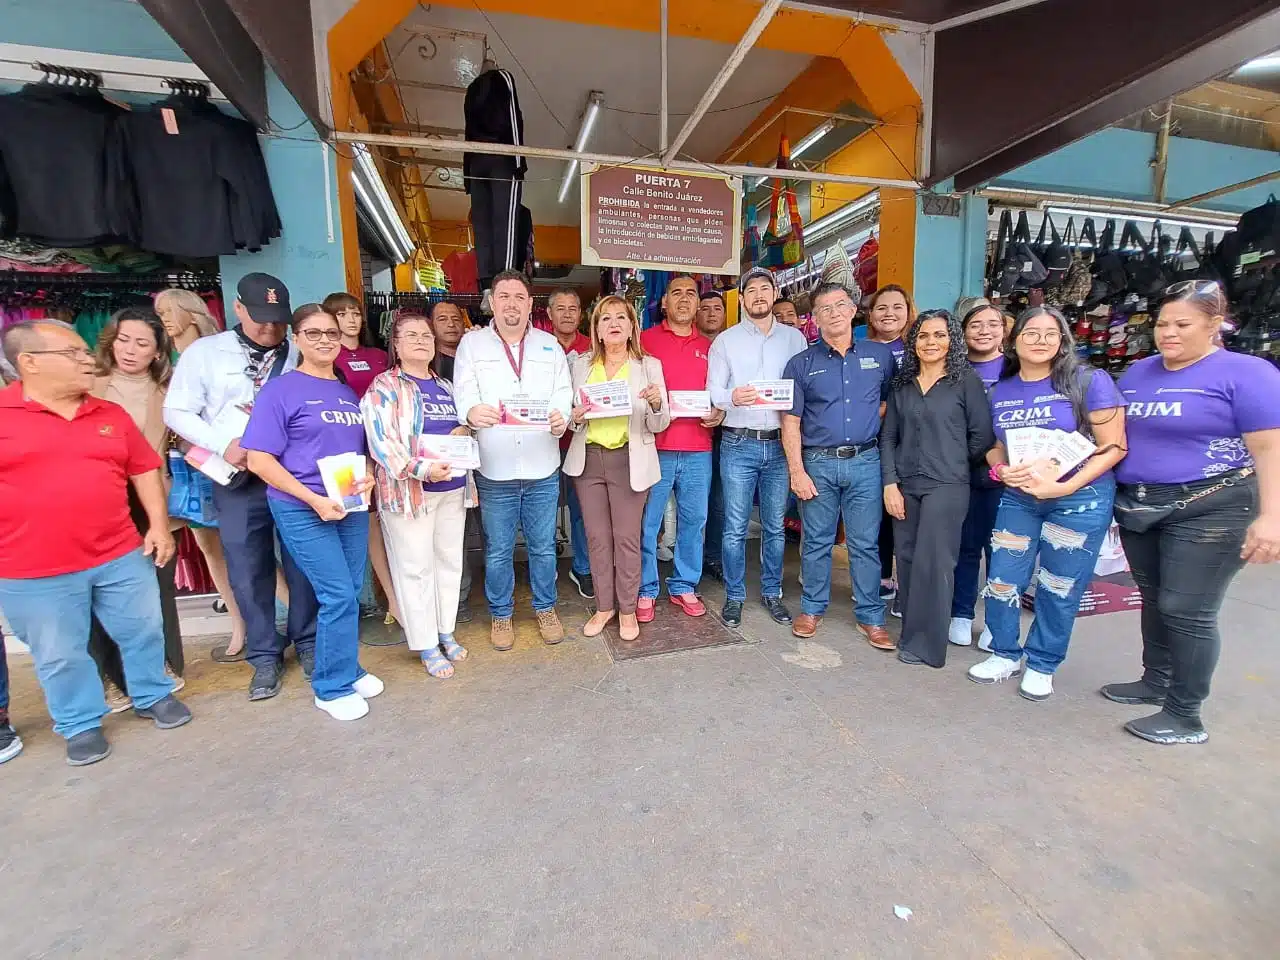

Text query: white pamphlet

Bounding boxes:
[417,434,481,470]
[497,396,551,430]
[747,379,795,410]
[316,453,369,512]
[578,379,631,420]
[1040,431,1097,479]
[669,390,713,418]
[1004,427,1050,466]
[185,446,240,486]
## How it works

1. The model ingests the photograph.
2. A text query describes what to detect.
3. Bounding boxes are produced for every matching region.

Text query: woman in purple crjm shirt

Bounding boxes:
[1102,281,1280,745]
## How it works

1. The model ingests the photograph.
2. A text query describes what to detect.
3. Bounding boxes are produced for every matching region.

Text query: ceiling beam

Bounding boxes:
[1163,168,1280,210]
[932,0,1054,31]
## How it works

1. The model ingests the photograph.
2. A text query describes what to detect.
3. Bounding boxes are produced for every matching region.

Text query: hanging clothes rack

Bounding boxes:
[0,43,227,101]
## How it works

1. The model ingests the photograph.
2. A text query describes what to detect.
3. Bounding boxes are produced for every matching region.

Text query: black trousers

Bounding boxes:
[468,159,522,286]
[879,508,895,581]
[212,476,318,669]
[88,490,183,687]
[893,480,970,667]
[1117,475,1256,721]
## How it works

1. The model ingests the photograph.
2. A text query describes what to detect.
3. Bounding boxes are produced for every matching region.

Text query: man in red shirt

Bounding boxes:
[637,276,725,620]
[548,287,595,600]
[0,320,192,767]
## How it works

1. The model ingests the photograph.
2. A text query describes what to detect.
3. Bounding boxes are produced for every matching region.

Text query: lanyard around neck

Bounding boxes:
[500,332,526,383]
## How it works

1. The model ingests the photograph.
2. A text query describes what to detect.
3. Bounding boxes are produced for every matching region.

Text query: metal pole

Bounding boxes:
[659,0,669,153]
[1164,169,1280,211]
[661,0,783,166]
[1152,99,1173,204]
[333,130,921,191]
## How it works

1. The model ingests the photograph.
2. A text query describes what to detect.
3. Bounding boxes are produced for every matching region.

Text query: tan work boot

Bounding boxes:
[491,617,515,651]
[536,609,565,645]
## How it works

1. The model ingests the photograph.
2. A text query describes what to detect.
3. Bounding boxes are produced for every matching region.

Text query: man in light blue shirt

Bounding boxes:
[707,267,807,627]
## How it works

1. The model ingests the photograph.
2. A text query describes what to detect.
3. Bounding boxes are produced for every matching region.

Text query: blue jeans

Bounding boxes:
[0,549,173,739]
[720,435,790,602]
[705,433,724,566]
[641,450,712,599]
[475,471,560,618]
[0,638,8,716]
[797,449,885,623]
[983,478,1116,674]
[563,473,591,578]
[952,484,1003,619]
[269,500,370,701]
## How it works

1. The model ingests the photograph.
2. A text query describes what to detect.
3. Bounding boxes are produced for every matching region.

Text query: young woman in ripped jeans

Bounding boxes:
[967,307,1127,702]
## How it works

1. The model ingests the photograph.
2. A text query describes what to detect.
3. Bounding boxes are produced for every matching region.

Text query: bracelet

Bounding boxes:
[988,464,1005,483]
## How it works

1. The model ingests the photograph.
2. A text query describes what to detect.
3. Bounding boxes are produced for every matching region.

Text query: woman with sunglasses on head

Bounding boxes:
[949,302,1009,651]
[241,304,382,722]
[866,285,915,609]
[1102,281,1280,744]
[322,292,401,630]
[881,309,995,668]
[361,314,471,679]
[88,308,185,709]
[968,306,1127,702]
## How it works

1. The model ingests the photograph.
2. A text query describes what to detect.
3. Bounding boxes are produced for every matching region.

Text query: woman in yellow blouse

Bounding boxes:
[564,297,670,640]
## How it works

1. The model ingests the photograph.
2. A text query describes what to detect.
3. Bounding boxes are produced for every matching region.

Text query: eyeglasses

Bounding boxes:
[1018,330,1062,344]
[25,347,95,362]
[1164,279,1220,297]
[396,332,435,344]
[813,301,855,320]
[299,328,342,343]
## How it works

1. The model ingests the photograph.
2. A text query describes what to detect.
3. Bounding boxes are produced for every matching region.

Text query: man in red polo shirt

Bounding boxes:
[548,287,595,600]
[0,320,192,767]
[637,276,725,620]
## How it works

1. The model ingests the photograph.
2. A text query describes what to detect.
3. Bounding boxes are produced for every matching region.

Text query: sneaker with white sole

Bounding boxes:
[315,693,369,721]
[948,617,974,646]
[977,625,994,652]
[968,654,1023,684]
[353,673,384,699]
[1019,668,1054,702]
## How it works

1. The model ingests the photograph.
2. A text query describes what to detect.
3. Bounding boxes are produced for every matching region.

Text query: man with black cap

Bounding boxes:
[707,267,807,627]
[165,273,319,701]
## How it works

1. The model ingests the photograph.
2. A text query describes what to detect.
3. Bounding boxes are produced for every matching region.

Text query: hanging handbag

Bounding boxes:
[1040,214,1071,283]
[167,449,218,527]
[1009,211,1049,289]
[1124,221,1168,297]
[990,208,1015,292]
[760,134,805,269]
[1059,219,1094,305]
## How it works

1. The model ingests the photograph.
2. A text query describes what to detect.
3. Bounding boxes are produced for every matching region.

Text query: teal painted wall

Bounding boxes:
[0,0,188,60]
[913,184,989,312]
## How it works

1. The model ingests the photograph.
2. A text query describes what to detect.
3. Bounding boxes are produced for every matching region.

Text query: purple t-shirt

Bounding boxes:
[989,370,1124,446]
[884,338,906,369]
[408,375,467,493]
[970,356,1005,392]
[1116,350,1280,485]
[242,371,368,507]
[335,346,389,399]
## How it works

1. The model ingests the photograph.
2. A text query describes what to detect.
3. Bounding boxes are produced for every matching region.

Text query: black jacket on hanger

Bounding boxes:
[0,84,132,246]
[463,68,526,190]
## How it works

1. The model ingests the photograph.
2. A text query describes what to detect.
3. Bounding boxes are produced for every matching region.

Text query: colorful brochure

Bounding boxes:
[317,453,369,512]
[669,390,713,418]
[747,379,794,410]
[417,435,481,470]
[185,446,240,486]
[1004,428,1096,480]
[497,396,550,429]
[578,379,631,420]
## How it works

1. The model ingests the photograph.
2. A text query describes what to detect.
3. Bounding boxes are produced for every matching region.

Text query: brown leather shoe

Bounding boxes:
[792,613,822,638]
[860,623,895,650]
[491,618,515,651]
[536,609,565,645]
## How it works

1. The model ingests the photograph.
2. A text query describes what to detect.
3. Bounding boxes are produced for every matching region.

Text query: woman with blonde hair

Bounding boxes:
[89,307,184,710]
[154,288,220,354]
[563,296,670,641]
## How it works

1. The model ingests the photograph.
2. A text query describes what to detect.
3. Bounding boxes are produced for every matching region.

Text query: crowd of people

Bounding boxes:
[1,265,1277,767]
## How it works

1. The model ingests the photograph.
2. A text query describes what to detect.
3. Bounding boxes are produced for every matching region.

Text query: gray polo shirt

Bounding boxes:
[708,318,808,430]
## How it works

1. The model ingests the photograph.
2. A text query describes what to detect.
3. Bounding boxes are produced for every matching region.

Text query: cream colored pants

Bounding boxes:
[379,488,467,650]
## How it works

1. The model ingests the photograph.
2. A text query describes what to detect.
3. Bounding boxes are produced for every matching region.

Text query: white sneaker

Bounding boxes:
[657,544,675,562]
[977,625,994,652]
[948,617,974,646]
[315,693,369,721]
[1020,668,1054,702]
[968,654,1023,684]
[353,673,384,699]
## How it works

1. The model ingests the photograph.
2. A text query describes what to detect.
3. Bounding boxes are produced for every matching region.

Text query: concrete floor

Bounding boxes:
[3,552,1279,959]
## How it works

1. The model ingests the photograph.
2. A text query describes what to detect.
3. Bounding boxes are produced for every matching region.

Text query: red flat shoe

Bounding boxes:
[669,593,706,617]
[636,597,656,623]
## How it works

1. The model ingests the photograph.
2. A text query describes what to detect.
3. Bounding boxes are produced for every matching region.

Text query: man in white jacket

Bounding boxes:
[453,270,574,650]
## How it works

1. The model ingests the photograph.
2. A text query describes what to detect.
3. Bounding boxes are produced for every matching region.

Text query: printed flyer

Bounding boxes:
[669,390,713,418]
[317,453,369,512]
[578,379,631,420]
[497,397,551,429]
[747,379,794,410]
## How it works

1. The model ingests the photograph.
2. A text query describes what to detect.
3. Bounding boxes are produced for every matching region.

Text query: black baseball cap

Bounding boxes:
[739,266,777,294]
[237,272,292,324]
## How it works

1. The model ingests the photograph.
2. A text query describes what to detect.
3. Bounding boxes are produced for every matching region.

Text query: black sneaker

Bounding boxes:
[1100,680,1167,705]
[1124,709,1208,745]
[569,569,595,600]
[890,597,902,619]
[761,597,792,624]
[299,648,315,680]
[134,695,193,730]
[66,728,111,766]
[704,561,725,583]
[0,724,22,765]
[249,662,284,701]
[456,599,473,624]
[721,599,744,627]
[879,580,897,601]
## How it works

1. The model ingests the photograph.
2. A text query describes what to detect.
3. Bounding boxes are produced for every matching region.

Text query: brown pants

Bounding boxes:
[573,445,648,614]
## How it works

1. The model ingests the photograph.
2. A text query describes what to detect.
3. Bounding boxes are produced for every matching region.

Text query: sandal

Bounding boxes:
[440,635,468,662]
[421,647,454,679]
[210,641,246,663]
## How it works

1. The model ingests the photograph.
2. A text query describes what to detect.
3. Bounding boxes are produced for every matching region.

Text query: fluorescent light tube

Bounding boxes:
[558,91,604,204]
[1046,205,1237,233]
[748,119,837,190]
